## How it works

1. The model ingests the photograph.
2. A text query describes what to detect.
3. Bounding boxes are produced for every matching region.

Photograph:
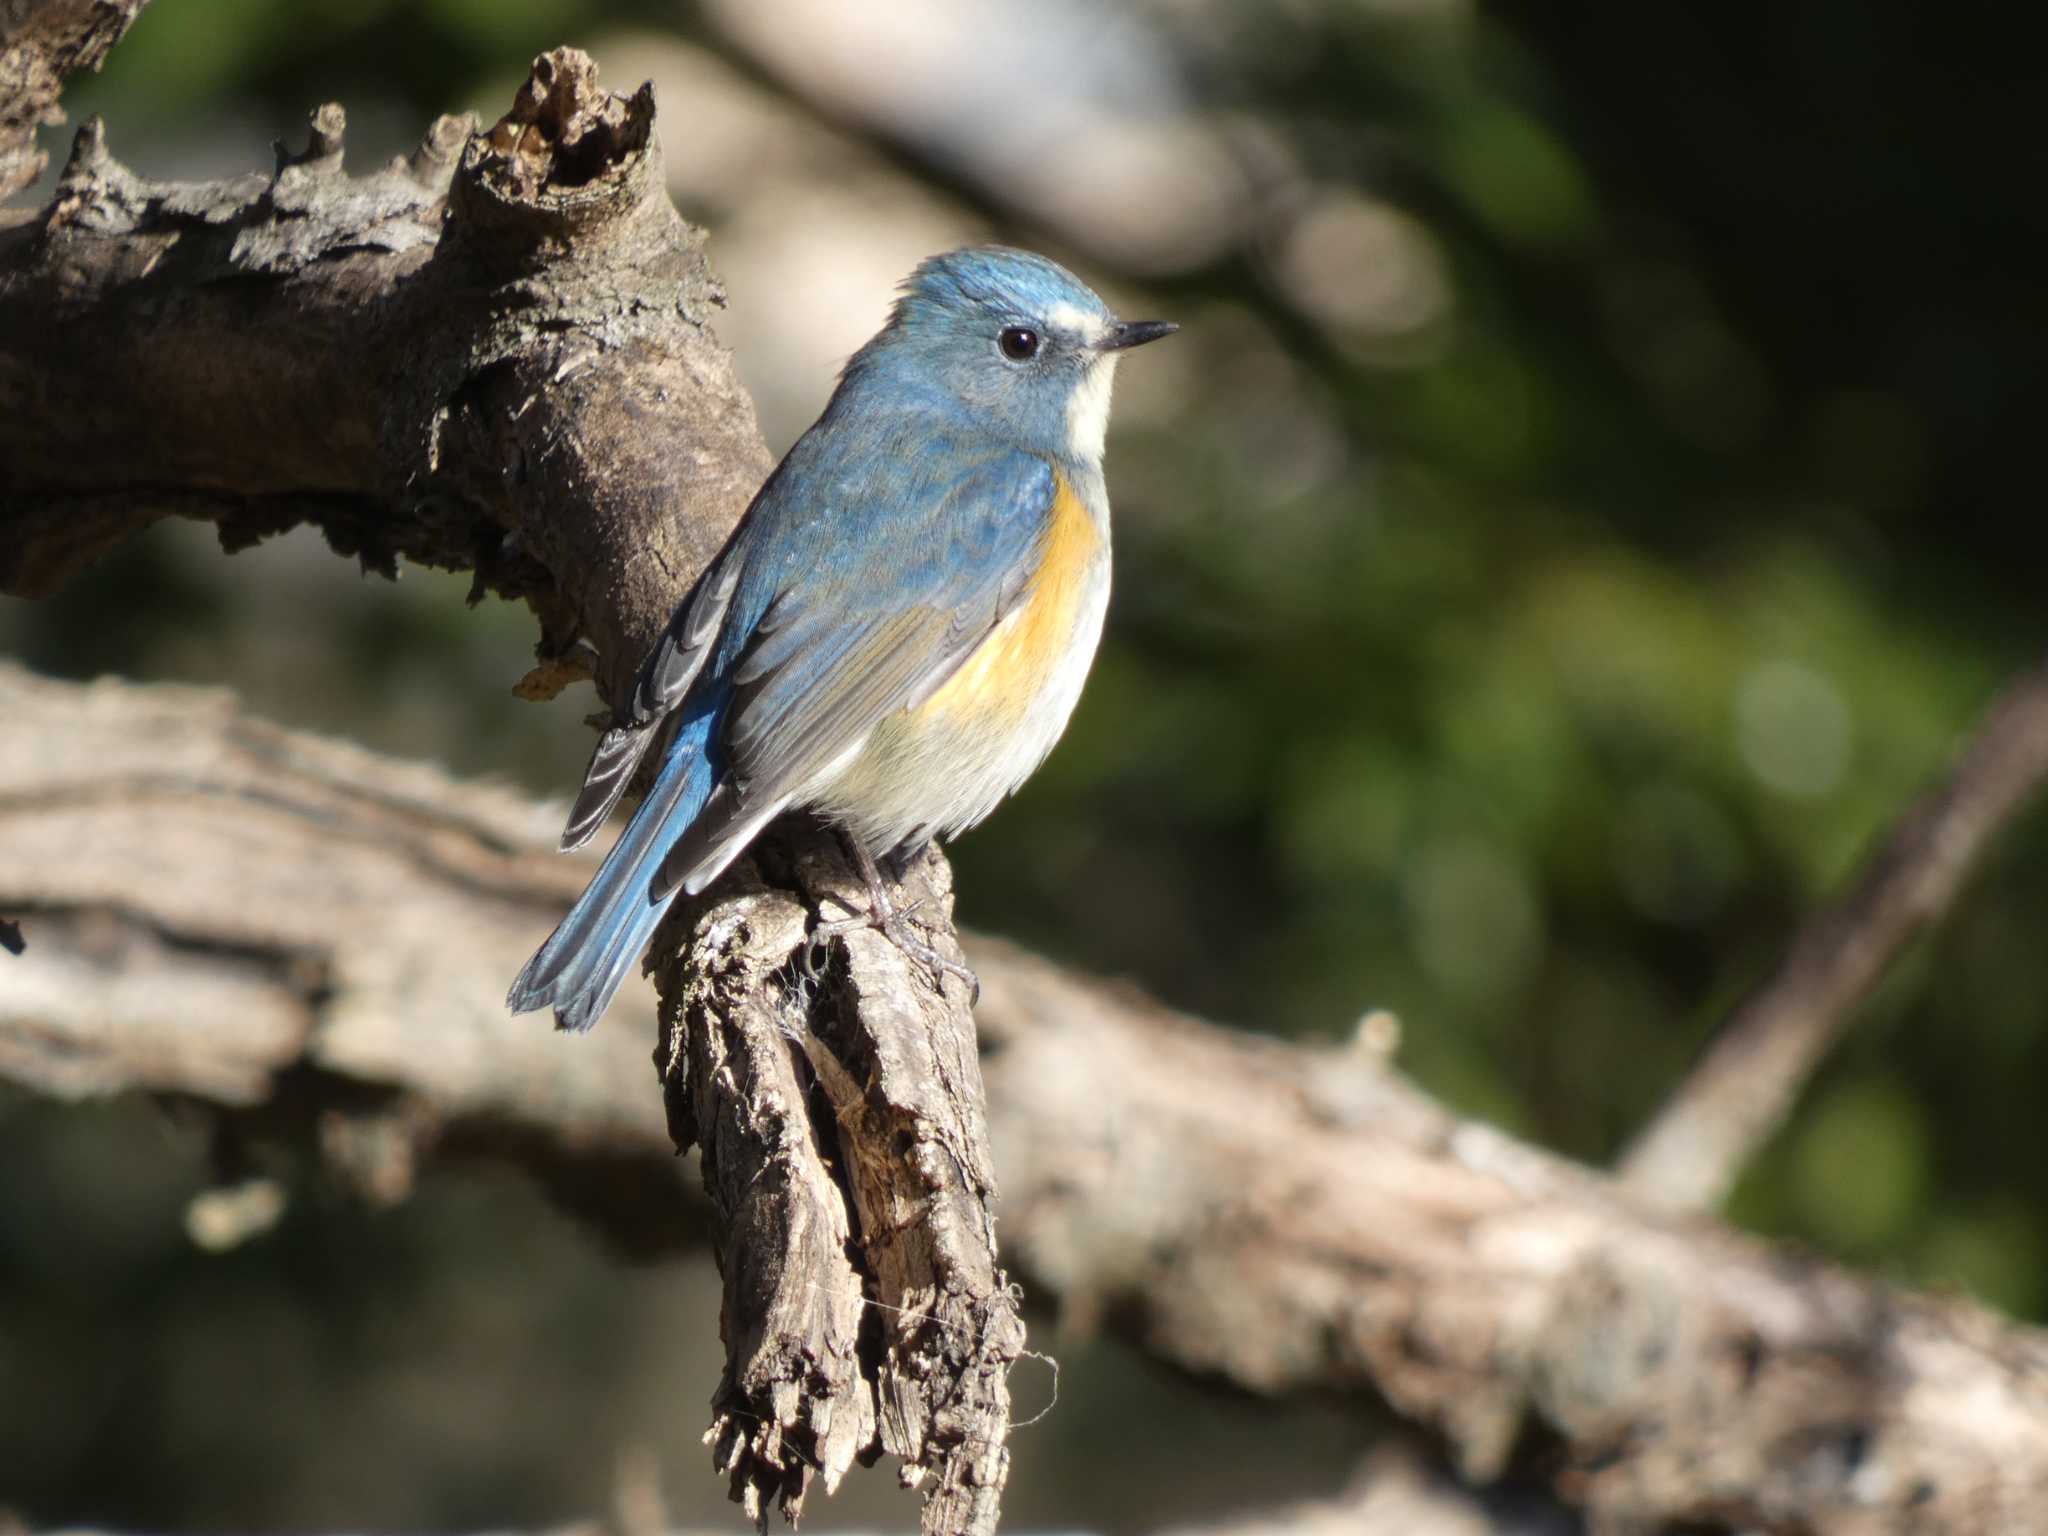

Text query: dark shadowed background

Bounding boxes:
[3,0,2044,1529]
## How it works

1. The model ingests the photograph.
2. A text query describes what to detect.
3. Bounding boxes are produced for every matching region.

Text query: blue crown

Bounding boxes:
[897,246,1108,323]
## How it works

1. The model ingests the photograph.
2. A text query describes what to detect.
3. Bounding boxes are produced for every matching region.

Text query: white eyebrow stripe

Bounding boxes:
[1043,301,1106,345]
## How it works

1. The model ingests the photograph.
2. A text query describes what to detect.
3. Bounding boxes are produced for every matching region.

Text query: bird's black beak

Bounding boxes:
[1097,319,1179,352]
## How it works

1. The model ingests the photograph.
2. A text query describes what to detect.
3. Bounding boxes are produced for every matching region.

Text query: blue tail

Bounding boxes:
[508,703,721,1032]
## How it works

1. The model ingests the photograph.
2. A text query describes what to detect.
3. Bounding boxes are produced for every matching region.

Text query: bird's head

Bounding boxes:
[862,246,1176,464]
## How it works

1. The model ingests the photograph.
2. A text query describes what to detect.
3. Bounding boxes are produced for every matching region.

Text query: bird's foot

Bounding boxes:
[814,903,980,1002]
[813,837,980,1003]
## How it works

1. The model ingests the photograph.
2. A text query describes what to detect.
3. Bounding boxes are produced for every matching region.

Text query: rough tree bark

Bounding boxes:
[0,34,1016,1535]
[6,662,2048,1535]
[9,13,2048,1536]
[0,45,763,707]
[0,0,148,202]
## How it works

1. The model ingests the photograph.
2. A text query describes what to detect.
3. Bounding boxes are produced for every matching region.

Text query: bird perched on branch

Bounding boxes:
[509,246,1175,1032]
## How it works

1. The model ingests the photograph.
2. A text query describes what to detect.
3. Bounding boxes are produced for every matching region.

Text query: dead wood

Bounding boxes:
[0,0,149,201]
[0,40,1008,1532]
[6,664,2048,1535]
[0,45,765,707]
[659,836,1019,1528]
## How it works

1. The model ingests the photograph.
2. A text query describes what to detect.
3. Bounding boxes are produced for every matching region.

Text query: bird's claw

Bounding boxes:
[812,838,982,1004]
[873,906,982,1003]
[810,900,980,1002]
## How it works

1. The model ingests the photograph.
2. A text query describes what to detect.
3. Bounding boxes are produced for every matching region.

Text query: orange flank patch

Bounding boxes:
[919,470,1100,724]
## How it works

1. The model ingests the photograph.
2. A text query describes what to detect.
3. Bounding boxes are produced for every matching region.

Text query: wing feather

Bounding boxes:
[651,442,1059,891]
[556,537,742,850]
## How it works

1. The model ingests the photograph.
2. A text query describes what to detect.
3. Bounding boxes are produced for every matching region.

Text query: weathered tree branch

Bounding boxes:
[1161,1443,1574,1536]
[659,840,1018,1529]
[10,23,2048,1534]
[1,47,764,705]
[1621,653,2048,1210]
[7,665,2048,1535]
[0,43,1011,1532]
[0,0,149,202]
[0,664,693,1241]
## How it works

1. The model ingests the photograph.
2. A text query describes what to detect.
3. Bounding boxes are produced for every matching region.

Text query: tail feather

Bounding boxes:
[509,705,721,1032]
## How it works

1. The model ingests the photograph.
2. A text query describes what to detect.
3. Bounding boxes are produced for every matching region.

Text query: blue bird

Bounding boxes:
[508,246,1176,1032]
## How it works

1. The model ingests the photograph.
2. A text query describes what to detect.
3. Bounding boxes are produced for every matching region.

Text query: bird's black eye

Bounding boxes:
[998,326,1041,362]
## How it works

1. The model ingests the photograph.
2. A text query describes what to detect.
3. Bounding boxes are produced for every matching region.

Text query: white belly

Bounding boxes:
[812,552,1110,855]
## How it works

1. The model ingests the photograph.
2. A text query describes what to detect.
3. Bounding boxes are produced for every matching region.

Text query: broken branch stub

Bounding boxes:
[657,829,1021,1533]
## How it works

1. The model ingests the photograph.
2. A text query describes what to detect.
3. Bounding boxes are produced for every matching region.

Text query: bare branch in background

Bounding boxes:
[7,666,2048,1535]
[1162,1444,1575,1536]
[1621,653,2048,1210]
[7,1448,1571,1536]
[0,36,1010,1531]
[0,666,692,1237]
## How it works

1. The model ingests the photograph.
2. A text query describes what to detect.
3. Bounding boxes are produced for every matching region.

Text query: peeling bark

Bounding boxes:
[663,835,1019,1530]
[641,831,1020,1527]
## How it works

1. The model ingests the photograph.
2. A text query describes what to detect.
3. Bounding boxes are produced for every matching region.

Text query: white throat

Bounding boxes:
[1066,354,1118,463]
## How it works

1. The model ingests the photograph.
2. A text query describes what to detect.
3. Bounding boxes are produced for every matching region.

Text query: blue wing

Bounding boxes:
[654,424,1059,895]
[510,408,1056,1031]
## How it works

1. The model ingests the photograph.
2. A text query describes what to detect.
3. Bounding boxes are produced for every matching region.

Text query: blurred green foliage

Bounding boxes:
[4,0,2045,1527]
